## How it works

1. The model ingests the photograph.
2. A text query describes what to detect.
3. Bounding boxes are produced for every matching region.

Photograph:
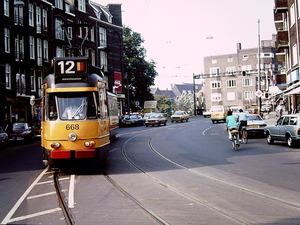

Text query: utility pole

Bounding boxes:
[258,19,261,115]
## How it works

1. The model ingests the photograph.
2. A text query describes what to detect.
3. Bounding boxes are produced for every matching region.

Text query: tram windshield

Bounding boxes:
[47,92,99,120]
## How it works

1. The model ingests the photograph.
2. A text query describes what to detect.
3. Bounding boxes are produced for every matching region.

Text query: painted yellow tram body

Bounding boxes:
[41,57,117,166]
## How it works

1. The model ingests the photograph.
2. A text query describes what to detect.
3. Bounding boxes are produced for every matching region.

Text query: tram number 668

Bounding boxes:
[66,124,79,130]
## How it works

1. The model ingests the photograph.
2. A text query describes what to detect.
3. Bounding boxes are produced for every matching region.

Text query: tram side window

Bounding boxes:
[99,88,108,119]
[48,94,58,120]
[86,92,99,119]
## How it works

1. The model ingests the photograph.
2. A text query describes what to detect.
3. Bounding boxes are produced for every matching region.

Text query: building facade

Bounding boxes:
[0,0,124,126]
[203,38,282,111]
[274,0,300,112]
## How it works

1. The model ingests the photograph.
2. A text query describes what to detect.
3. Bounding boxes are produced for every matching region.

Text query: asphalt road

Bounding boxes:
[1,116,300,224]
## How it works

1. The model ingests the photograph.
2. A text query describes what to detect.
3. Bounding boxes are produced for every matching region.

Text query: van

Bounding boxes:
[210,105,230,123]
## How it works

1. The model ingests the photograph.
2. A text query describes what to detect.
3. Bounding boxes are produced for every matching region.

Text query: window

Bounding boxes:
[43,40,49,62]
[42,9,47,31]
[99,27,107,47]
[37,38,42,66]
[29,4,34,26]
[37,72,42,97]
[226,79,236,88]
[242,78,252,86]
[67,27,73,40]
[290,4,296,27]
[14,4,24,25]
[15,35,20,61]
[209,67,220,76]
[211,81,221,89]
[244,91,254,100]
[56,46,63,57]
[212,59,217,64]
[227,92,235,101]
[29,36,35,59]
[36,6,41,33]
[90,26,95,42]
[91,50,95,66]
[290,117,297,125]
[55,18,64,40]
[4,0,9,16]
[226,67,236,75]
[55,0,63,9]
[292,44,298,66]
[30,69,36,92]
[227,57,233,62]
[211,93,222,102]
[65,2,70,12]
[5,64,11,89]
[4,28,10,53]
[16,73,21,95]
[78,0,86,12]
[242,54,249,60]
[100,51,107,71]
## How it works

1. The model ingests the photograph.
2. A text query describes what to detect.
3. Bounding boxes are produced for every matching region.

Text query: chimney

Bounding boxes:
[236,43,242,51]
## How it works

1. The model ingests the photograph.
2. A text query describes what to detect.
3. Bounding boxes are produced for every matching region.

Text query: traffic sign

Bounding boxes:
[255,90,263,98]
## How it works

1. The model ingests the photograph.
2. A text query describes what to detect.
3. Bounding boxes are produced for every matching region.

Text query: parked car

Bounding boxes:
[5,122,34,143]
[171,111,190,123]
[246,114,267,136]
[143,113,154,120]
[0,126,8,148]
[145,113,167,127]
[264,114,300,147]
[120,114,144,126]
[203,109,211,118]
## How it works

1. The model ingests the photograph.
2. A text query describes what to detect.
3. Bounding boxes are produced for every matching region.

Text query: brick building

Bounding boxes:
[274,0,300,112]
[0,0,124,126]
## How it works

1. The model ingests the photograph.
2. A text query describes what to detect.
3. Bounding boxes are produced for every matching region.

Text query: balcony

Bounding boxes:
[276,30,289,49]
[274,0,288,13]
[274,10,284,31]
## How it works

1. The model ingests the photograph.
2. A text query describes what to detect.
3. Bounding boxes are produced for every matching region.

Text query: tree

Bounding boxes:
[174,94,194,114]
[123,26,158,112]
[154,95,174,115]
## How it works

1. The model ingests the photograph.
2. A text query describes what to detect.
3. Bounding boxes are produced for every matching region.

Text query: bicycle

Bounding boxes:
[240,126,248,144]
[230,128,240,151]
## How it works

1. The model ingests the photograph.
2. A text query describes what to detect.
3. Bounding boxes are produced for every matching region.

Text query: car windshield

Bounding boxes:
[150,114,161,118]
[13,123,26,130]
[174,111,184,115]
[247,115,262,121]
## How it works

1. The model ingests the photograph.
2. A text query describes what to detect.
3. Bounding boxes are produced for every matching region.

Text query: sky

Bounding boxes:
[100,0,277,90]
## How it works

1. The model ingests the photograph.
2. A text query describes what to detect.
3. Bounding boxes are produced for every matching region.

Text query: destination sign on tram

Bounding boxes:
[54,57,88,83]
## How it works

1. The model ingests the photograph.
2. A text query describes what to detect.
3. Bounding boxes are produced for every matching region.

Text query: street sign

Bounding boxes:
[255,90,263,98]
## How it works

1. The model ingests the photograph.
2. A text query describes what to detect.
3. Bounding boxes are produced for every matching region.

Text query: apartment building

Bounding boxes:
[203,37,282,110]
[274,0,300,112]
[0,0,124,126]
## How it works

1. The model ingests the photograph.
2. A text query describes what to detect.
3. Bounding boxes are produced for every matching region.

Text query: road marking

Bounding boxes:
[1,167,50,224]
[6,208,61,223]
[68,174,75,208]
[27,191,56,199]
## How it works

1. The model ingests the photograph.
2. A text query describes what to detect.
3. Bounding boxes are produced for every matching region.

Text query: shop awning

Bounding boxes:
[268,86,282,94]
[284,86,300,95]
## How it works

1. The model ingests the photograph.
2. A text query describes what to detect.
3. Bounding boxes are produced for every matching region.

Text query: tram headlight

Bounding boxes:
[68,133,77,142]
[84,141,95,147]
[50,142,61,148]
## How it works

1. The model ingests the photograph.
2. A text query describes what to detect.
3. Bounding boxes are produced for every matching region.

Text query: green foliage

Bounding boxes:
[174,94,194,114]
[154,95,174,116]
[123,26,158,112]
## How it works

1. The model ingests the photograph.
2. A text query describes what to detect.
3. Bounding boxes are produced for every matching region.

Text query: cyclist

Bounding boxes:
[236,109,247,141]
[226,110,239,142]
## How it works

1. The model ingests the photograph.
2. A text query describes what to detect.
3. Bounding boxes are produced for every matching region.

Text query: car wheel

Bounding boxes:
[266,133,274,144]
[146,124,148,127]
[171,121,174,123]
[186,119,189,122]
[287,135,294,147]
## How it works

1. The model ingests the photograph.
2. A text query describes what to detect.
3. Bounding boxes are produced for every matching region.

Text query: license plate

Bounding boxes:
[248,125,259,128]
[17,137,24,140]
[125,122,131,124]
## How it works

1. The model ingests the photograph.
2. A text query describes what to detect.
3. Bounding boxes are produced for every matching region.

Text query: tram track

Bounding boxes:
[118,124,300,224]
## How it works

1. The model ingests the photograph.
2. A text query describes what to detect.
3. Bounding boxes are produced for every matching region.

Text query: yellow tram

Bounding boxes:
[41,57,118,167]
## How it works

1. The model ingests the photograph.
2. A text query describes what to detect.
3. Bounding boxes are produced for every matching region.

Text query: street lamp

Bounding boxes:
[193,73,201,116]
